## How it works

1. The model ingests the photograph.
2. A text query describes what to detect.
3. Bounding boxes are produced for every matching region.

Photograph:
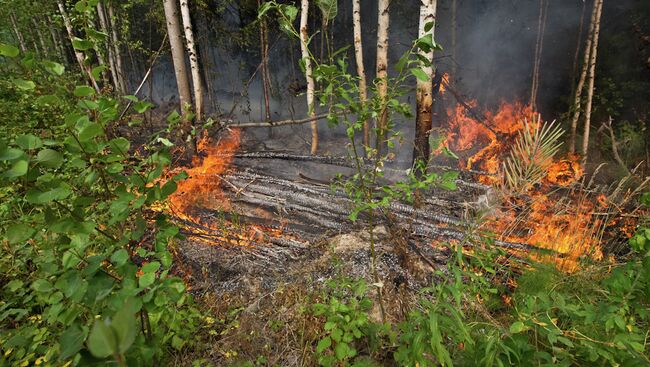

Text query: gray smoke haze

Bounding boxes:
[141,0,632,161]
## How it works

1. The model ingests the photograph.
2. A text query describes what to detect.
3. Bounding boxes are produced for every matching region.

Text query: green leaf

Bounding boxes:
[0,147,24,161]
[509,321,528,334]
[112,307,137,353]
[0,43,20,57]
[110,249,129,267]
[410,68,430,82]
[316,0,337,21]
[87,319,118,358]
[25,185,72,204]
[43,61,65,76]
[6,223,36,244]
[134,101,154,113]
[36,149,63,168]
[90,65,105,80]
[424,21,435,32]
[16,134,43,150]
[59,325,85,360]
[142,261,161,274]
[78,122,103,142]
[4,159,29,178]
[334,342,349,360]
[139,272,155,288]
[316,337,331,354]
[72,38,93,51]
[12,79,35,90]
[74,85,95,97]
[31,279,53,293]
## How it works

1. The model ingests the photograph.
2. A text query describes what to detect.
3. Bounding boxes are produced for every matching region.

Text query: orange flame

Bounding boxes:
[169,129,241,213]
[443,100,603,271]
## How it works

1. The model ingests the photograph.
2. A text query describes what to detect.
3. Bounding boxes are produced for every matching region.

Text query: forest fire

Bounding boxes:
[169,129,242,213]
[442,100,607,270]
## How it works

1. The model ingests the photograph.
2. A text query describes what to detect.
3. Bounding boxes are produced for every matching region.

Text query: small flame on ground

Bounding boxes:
[169,129,241,213]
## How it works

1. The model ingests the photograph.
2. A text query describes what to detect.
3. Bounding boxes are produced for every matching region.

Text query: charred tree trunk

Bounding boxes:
[582,0,604,163]
[569,0,599,155]
[451,0,457,79]
[299,0,318,154]
[259,0,272,122]
[375,0,390,156]
[180,0,204,122]
[10,12,27,54]
[162,0,193,117]
[530,0,549,112]
[352,0,370,148]
[570,0,587,100]
[57,0,101,93]
[413,0,437,166]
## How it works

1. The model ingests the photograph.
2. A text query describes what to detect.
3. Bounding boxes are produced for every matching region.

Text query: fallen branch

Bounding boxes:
[219,112,340,128]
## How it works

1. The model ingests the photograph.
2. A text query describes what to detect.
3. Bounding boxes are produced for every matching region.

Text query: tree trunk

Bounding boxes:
[10,12,27,54]
[46,14,67,63]
[97,2,120,92]
[57,0,101,93]
[568,0,599,155]
[581,0,604,163]
[32,19,49,58]
[451,0,457,79]
[107,1,128,93]
[570,0,587,99]
[162,0,193,115]
[299,0,318,155]
[413,0,437,165]
[259,0,272,122]
[375,0,390,156]
[352,0,369,148]
[180,0,204,122]
[530,0,548,112]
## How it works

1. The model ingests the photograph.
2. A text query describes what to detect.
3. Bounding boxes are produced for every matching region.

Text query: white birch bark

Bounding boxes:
[582,0,604,162]
[375,0,390,155]
[569,0,599,154]
[352,0,370,148]
[57,0,101,93]
[162,0,193,114]
[300,0,318,154]
[180,0,204,121]
[414,0,437,163]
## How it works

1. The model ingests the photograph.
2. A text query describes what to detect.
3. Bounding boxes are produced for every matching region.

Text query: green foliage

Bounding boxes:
[502,117,564,194]
[0,44,201,366]
[312,278,375,366]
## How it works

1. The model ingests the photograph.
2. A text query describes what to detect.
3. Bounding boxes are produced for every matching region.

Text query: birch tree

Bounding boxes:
[162,0,192,116]
[180,0,204,122]
[413,0,437,165]
[299,0,318,154]
[9,12,27,54]
[352,0,370,147]
[106,2,127,93]
[569,0,600,154]
[96,1,120,92]
[57,0,101,93]
[375,0,390,155]
[581,0,604,163]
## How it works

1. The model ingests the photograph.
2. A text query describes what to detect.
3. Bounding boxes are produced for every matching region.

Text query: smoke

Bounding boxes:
[141,0,628,161]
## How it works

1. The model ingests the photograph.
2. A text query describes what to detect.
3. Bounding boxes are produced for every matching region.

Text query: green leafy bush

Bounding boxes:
[0,47,200,366]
